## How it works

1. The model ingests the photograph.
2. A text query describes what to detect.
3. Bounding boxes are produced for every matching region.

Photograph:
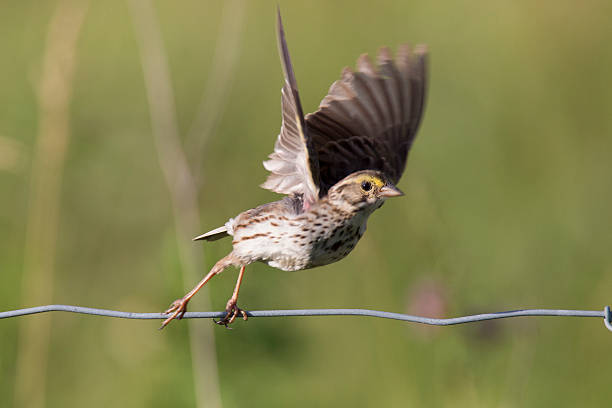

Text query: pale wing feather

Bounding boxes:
[261,10,320,208]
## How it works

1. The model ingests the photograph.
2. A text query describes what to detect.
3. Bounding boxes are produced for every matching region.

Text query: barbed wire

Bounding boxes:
[1,304,611,331]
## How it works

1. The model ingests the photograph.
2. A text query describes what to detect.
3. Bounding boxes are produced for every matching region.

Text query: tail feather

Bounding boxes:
[193,225,229,242]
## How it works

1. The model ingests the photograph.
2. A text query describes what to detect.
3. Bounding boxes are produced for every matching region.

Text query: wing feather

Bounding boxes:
[262,11,428,200]
[307,45,428,193]
[261,9,320,208]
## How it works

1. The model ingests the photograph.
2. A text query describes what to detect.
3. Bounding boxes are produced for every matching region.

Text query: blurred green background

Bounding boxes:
[1,0,611,407]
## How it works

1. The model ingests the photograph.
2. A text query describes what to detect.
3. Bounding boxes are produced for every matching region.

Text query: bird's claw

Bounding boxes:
[160,298,189,329]
[214,299,247,328]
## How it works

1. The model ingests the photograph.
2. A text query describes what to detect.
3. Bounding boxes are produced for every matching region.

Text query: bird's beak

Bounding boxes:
[379,184,404,198]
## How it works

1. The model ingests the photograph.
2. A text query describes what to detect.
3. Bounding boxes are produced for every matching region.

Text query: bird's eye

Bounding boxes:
[361,181,372,192]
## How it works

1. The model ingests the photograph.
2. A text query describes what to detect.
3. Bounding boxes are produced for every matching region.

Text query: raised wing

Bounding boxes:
[306,45,427,194]
[261,9,320,209]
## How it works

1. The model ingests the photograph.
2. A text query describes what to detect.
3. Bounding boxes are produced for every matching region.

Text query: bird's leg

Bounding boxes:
[161,255,233,329]
[215,265,248,327]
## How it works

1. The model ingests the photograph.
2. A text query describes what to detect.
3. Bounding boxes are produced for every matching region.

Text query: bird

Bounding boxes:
[161,9,427,329]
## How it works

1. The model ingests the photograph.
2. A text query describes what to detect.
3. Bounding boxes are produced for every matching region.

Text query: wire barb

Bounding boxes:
[0,304,611,332]
[605,306,612,332]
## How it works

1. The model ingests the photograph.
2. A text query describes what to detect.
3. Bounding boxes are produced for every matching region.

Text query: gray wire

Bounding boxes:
[1,305,611,331]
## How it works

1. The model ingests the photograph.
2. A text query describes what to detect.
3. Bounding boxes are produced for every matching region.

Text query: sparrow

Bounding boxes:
[161,9,427,328]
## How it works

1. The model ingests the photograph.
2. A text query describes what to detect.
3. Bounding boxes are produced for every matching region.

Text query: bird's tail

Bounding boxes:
[193,225,229,242]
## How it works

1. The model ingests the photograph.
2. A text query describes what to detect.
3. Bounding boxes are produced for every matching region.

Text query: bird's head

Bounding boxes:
[326,170,403,212]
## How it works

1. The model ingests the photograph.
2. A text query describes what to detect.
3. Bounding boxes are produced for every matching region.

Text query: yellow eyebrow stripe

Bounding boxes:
[355,174,385,188]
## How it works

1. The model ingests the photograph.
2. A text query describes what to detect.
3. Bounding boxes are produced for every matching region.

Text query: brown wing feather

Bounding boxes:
[261,9,320,208]
[306,45,427,194]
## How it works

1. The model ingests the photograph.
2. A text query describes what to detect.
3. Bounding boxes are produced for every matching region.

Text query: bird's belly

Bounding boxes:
[231,221,312,271]
[231,214,366,271]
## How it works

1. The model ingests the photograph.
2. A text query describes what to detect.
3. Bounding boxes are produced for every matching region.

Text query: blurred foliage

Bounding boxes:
[1,0,611,407]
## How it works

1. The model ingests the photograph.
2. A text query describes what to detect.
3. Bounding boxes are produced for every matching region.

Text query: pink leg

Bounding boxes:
[160,255,234,329]
[215,265,248,327]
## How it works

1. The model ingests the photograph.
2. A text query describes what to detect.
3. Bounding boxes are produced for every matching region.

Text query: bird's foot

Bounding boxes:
[160,298,190,329]
[214,298,248,328]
